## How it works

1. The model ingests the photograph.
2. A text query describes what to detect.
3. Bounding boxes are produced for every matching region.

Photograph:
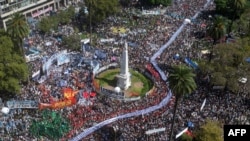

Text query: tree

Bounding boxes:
[120,0,133,7]
[29,110,70,140]
[149,0,171,6]
[235,7,250,37]
[168,65,197,141]
[84,0,119,44]
[0,36,28,95]
[194,120,223,141]
[214,0,246,33]
[207,16,227,44]
[214,0,228,13]
[57,6,75,25]
[210,72,227,87]
[207,16,227,61]
[7,12,29,56]
[228,0,246,12]
[38,6,75,34]
[228,0,247,32]
[62,34,81,51]
[38,17,56,34]
[198,38,250,93]
[85,0,120,24]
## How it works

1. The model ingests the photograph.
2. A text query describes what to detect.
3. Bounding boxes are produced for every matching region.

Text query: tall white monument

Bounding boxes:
[116,41,131,90]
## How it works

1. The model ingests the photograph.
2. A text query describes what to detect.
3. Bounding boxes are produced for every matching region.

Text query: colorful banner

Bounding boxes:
[82,92,97,99]
[83,92,89,99]
[42,50,68,76]
[39,98,77,110]
[57,54,70,66]
[63,88,79,99]
[146,63,160,80]
[51,98,76,109]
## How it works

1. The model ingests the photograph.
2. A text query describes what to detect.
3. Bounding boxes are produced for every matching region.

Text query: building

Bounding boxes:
[0,0,78,30]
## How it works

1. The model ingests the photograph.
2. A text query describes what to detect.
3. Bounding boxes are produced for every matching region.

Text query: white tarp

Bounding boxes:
[42,50,68,76]
[200,98,206,111]
[100,38,115,43]
[145,128,166,135]
[57,53,70,66]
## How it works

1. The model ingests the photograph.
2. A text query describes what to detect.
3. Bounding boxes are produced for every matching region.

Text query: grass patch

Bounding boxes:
[95,68,153,96]
[96,69,119,87]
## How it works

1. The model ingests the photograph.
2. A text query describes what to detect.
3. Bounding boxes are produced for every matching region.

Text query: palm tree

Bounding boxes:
[214,0,228,13]
[168,65,197,141]
[207,16,227,44]
[7,12,29,57]
[207,16,226,61]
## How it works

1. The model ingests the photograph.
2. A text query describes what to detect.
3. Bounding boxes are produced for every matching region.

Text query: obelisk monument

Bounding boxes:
[116,41,131,90]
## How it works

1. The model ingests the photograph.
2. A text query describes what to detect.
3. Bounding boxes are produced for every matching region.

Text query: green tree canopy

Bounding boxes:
[85,0,120,25]
[58,6,75,25]
[207,15,227,44]
[38,6,75,34]
[38,16,57,34]
[215,0,246,16]
[147,0,172,6]
[198,38,250,93]
[194,120,223,141]
[214,0,228,13]
[62,34,81,51]
[214,0,247,32]
[168,65,197,98]
[0,35,28,94]
[234,8,250,37]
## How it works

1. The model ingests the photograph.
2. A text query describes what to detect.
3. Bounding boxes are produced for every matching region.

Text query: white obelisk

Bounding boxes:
[116,41,131,90]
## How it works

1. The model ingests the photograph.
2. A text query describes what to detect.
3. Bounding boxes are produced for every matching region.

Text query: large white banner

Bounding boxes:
[42,50,68,76]
[57,53,70,66]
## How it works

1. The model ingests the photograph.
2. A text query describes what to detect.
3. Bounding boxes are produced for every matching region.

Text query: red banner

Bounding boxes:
[39,97,77,110]
[51,98,76,109]
[146,63,160,80]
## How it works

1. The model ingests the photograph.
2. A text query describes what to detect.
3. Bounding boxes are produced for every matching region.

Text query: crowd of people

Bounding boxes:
[0,0,249,140]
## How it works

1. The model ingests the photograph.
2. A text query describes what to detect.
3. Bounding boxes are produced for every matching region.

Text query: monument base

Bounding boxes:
[116,74,131,90]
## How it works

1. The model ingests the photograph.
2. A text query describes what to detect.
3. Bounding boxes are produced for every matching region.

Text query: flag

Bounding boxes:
[83,92,89,99]
[90,92,96,97]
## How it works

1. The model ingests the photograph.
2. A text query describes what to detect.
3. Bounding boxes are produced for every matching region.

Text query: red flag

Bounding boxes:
[90,92,96,97]
[83,92,89,99]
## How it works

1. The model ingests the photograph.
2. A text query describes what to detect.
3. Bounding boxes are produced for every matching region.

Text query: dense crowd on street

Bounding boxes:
[0,0,249,140]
